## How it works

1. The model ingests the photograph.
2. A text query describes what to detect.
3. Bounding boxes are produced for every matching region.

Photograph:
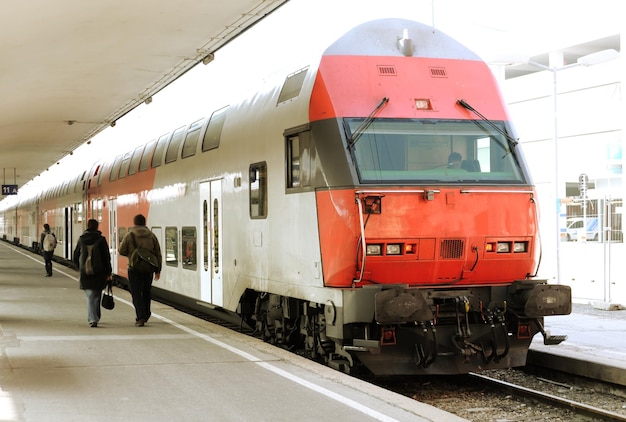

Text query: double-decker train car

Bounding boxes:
[0,18,571,375]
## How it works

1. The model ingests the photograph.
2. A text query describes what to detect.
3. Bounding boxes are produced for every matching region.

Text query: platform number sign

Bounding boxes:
[2,184,18,195]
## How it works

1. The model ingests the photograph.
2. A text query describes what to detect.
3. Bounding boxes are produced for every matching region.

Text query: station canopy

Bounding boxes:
[0,0,288,192]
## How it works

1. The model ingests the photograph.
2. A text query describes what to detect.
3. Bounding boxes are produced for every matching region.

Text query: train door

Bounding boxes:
[109,199,118,272]
[64,207,73,259]
[199,180,223,306]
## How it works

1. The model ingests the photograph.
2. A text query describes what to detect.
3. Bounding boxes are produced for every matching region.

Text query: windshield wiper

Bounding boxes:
[347,97,389,149]
[457,99,519,150]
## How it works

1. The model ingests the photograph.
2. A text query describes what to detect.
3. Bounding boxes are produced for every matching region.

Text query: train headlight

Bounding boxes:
[366,244,382,256]
[514,242,528,253]
[386,244,402,255]
[497,242,511,253]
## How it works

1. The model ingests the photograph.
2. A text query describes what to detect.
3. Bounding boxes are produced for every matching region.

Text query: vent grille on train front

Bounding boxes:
[429,67,447,78]
[377,65,397,76]
[440,239,464,259]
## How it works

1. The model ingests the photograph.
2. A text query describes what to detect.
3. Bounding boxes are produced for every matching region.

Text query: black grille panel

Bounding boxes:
[377,65,397,76]
[440,239,464,259]
[429,67,447,78]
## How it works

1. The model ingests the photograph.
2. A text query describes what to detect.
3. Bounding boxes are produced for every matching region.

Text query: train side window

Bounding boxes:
[98,161,111,186]
[152,133,170,168]
[88,163,101,187]
[110,156,123,181]
[277,67,308,104]
[165,226,179,267]
[74,202,84,223]
[90,198,103,222]
[128,145,144,176]
[286,130,311,190]
[118,152,132,179]
[139,140,156,172]
[165,126,186,164]
[118,227,127,247]
[249,162,267,219]
[181,226,197,270]
[202,106,229,152]
[182,118,204,159]
[71,174,81,193]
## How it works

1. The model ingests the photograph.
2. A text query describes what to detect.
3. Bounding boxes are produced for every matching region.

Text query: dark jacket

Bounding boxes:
[72,229,112,290]
[119,226,162,273]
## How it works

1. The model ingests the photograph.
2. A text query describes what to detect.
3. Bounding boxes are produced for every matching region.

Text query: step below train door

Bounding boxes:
[199,180,223,306]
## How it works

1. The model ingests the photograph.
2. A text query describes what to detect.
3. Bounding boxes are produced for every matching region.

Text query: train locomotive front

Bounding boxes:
[250,19,571,376]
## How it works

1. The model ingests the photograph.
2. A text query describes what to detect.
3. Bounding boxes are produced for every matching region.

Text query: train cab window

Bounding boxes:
[118,152,132,179]
[128,145,144,176]
[286,130,311,190]
[346,119,525,184]
[165,226,179,267]
[182,118,204,159]
[109,155,123,181]
[181,226,197,270]
[249,162,267,219]
[165,126,186,164]
[277,67,308,104]
[139,140,156,172]
[202,106,229,152]
[152,133,170,168]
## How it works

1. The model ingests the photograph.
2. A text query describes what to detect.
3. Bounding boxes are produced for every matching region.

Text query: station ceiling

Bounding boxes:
[0,0,288,192]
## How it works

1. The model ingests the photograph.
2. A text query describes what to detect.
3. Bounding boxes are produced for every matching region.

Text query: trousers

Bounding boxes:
[128,269,153,322]
[84,289,102,324]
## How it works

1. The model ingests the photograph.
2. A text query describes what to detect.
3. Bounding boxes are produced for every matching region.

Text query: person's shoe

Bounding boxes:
[134,319,145,327]
[90,322,98,328]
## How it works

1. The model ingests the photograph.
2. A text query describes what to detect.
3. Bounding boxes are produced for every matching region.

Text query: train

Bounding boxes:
[0,18,571,375]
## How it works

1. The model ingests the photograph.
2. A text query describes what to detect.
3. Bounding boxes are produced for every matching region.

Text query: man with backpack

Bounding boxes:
[40,223,57,277]
[72,219,112,327]
[119,214,162,327]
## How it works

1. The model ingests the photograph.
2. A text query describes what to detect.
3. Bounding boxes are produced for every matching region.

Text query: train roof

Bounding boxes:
[324,18,482,61]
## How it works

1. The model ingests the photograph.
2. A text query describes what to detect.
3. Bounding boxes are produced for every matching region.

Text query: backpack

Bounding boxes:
[43,232,57,252]
[128,233,159,273]
[83,238,103,276]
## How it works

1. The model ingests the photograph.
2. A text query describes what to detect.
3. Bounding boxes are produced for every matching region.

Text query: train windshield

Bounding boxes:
[346,118,526,184]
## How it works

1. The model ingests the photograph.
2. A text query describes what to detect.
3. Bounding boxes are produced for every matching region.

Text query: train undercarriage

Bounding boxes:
[242,280,571,376]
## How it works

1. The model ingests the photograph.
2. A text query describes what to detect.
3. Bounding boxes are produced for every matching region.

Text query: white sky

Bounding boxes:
[22,0,621,196]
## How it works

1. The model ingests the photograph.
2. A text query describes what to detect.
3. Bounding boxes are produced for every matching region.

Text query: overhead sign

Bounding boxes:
[2,184,18,195]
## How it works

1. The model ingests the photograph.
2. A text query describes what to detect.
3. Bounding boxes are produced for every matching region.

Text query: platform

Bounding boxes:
[529,302,626,386]
[0,241,465,422]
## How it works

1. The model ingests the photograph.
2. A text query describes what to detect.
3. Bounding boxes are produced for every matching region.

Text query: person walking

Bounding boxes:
[72,219,112,328]
[119,214,162,327]
[40,223,57,277]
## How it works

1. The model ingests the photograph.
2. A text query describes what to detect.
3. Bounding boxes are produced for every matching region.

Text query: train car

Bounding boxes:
[0,18,571,375]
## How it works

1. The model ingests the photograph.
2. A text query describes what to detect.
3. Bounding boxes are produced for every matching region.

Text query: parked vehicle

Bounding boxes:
[565,217,599,241]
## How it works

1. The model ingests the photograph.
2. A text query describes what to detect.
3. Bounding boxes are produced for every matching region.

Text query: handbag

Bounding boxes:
[102,283,115,310]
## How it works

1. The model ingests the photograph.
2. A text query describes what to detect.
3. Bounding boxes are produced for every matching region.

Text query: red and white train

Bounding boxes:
[0,18,571,375]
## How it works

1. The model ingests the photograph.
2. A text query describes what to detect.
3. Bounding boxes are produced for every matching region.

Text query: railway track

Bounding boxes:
[470,371,626,421]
